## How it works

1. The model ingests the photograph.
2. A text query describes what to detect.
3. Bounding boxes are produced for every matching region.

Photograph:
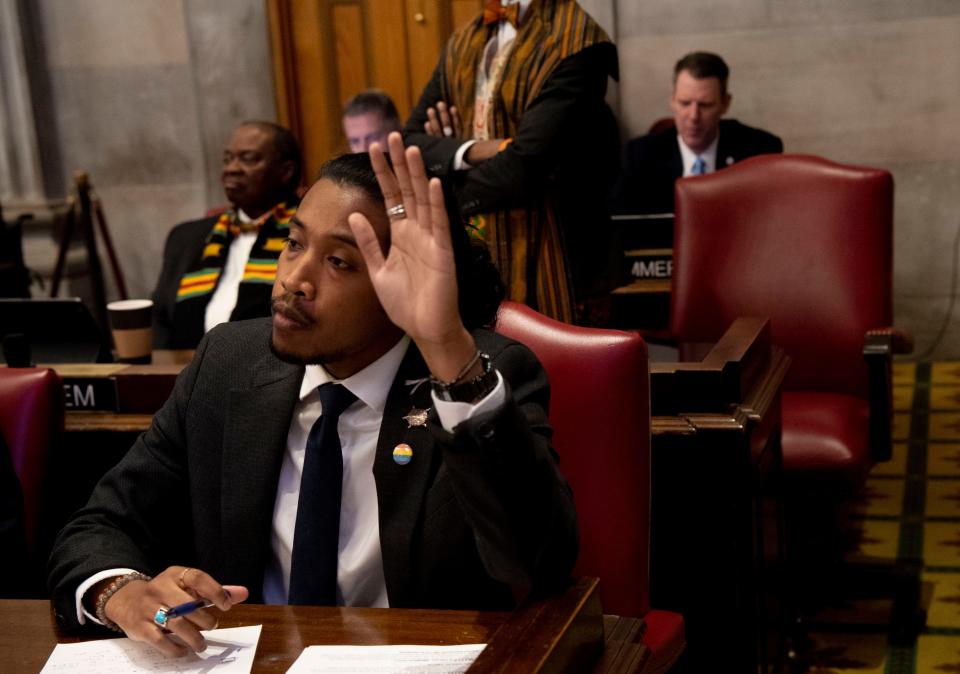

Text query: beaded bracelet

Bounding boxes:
[94,572,152,633]
[429,350,481,387]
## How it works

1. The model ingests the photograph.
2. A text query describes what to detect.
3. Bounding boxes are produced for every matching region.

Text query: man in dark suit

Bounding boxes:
[48,135,577,658]
[403,0,622,324]
[152,121,302,349]
[609,51,783,215]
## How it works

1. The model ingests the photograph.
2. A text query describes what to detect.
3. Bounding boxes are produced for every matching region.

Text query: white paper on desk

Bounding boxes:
[286,643,486,673]
[39,624,262,674]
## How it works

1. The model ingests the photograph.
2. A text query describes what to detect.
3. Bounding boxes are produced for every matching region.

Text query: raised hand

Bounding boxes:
[348,132,477,382]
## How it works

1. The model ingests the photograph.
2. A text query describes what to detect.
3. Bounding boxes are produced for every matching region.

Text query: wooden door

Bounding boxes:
[268,0,482,183]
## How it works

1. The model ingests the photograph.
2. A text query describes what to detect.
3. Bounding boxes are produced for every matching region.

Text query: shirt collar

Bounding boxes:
[676,132,720,175]
[299,334,412,414]
[502,0,531,20]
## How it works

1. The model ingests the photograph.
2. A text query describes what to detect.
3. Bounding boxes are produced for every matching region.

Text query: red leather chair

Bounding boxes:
[647,117,675,135]
[671,153,907,489]
[670,154,915,635]
[495,300,685,673]
[0,368,63,577]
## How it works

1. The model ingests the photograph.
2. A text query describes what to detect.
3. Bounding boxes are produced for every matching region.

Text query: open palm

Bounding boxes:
[347,133,465,351]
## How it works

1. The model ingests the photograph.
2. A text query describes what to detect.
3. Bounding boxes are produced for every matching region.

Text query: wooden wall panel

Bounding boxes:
[289,0,339,182]
[269,0,469,181]
[332,2,368,105]
[451,0,481,32]
[367,0,413,114]
[404,0,448,106]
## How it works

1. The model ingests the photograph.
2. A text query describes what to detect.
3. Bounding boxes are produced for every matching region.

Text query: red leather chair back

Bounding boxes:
[671,154,893,397]
[0,368,62,557]
[494,301,651,617]
[648,117,676,135]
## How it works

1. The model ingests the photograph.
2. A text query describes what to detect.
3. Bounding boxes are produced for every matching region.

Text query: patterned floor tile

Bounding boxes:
[852,478,905,517]
[930,413,960,441]
[916,634,960,672]
[928,479,960,518]
[929,443,960,477]
[923,572,960,629]
[894,385,915,412]
[894,361,917,387]
[872,442,908,477]
[802,632,889,673]
[924,522,960,567]
[894,412,911,441]
[932,386,960,411]
[933,362,960,385]
[846,519,900,561]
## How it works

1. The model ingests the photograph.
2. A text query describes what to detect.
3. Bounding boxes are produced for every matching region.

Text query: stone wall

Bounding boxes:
[612,0,960,358]
[14,0,274,300]
[9,0,960,357]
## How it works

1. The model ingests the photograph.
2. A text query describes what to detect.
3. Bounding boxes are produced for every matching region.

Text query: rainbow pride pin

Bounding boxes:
[393,443,413,466]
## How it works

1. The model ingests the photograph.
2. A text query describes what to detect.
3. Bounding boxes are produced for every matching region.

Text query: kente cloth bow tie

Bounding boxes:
[229,212,270,236]
[483,0,520,27]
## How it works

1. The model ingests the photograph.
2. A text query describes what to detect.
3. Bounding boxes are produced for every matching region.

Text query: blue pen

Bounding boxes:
[165,598,215,620]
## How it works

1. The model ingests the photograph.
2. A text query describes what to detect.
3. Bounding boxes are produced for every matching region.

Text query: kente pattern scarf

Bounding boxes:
[441,0,612,322]
[171,202,296,345]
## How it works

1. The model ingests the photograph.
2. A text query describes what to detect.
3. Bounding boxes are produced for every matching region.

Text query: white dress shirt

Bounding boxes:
[203,208,258,333]
[678,134,720,177]
[76,335,506,622]
[453,0,532,170]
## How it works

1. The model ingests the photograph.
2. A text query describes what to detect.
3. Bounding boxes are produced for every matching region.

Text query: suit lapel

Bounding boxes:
[717,119,736,167]
[220,351,303,598]
[667,136,684,180]
[373,343,437,606]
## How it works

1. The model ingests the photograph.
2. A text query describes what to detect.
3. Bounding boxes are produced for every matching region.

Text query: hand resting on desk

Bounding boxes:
[95,565,247,658]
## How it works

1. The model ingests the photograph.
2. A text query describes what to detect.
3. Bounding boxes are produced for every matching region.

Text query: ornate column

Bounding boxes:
[0,0,46,208]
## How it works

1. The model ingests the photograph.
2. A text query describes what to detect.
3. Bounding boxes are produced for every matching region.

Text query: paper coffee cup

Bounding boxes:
[107,299,153,364]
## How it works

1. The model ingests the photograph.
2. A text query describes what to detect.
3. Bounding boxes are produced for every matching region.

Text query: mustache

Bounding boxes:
[271,295,315,325]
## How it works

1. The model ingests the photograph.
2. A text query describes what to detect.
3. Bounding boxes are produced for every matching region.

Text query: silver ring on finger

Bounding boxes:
[386,204,407,221]
[154,605,171,629]
[442,126,454,137]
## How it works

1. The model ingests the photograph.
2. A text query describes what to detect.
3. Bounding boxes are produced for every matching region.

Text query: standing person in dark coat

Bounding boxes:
[404,0,622,324]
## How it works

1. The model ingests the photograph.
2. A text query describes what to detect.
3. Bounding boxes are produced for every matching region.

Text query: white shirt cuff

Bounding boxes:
[75,567,139,625]
[453,141,477,171]
[432,370,506,431]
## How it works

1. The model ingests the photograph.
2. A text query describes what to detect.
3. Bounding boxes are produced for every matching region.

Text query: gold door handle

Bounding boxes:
[414,12,425,23]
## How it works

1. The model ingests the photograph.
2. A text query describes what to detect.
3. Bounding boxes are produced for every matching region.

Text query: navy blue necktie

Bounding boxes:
[288,383,357,605]
[691,156,707,175]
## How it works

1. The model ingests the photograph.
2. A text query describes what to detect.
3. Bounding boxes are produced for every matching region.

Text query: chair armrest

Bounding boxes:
[866,327,914,356]
[863,327,912,463]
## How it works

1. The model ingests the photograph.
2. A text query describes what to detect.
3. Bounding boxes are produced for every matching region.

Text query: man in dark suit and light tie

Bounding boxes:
[609,51,783,215]
[48,135,577,657]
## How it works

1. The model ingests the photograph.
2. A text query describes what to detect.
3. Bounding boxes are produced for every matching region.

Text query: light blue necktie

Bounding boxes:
[691,156,707,176]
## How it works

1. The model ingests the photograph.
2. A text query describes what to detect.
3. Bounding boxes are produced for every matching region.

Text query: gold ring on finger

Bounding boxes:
[177,567,194,590]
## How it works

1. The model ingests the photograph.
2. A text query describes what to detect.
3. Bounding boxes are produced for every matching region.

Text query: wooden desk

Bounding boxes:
[648,318,789,674]
[0,578,647,674]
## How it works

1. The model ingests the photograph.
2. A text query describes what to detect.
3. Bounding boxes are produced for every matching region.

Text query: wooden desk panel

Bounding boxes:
[0,578,636,674]
[649,319,789,674]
